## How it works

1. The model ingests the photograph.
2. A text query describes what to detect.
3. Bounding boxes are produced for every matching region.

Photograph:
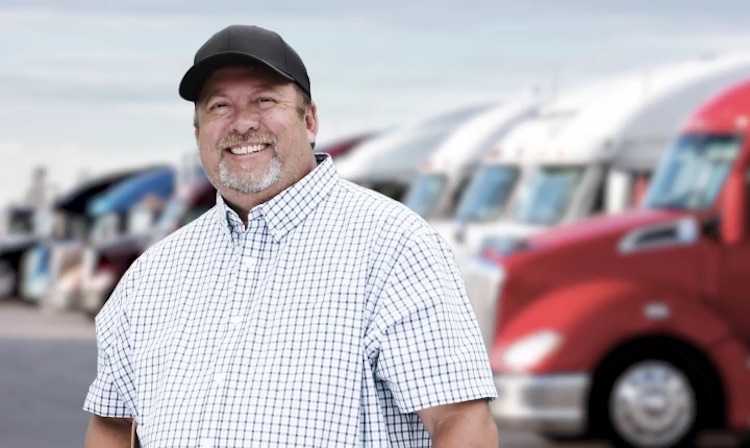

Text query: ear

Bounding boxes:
[304,102,319,147]
[194,127,200,143]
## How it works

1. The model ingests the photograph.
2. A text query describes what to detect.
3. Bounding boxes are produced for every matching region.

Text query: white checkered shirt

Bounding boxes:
[84,154,495,447]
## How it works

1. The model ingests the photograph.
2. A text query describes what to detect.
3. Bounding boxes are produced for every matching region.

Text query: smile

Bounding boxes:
[227,144,269,155]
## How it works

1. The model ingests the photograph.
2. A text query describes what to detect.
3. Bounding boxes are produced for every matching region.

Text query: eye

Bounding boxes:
[209,102,229,110]
[257,97,276,109]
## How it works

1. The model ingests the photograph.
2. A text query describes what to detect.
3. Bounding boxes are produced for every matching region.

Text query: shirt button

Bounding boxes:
[243,257,256,268]
[229,315,243,326]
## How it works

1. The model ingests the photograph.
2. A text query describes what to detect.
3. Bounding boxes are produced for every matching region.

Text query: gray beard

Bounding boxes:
[218,154,282,194]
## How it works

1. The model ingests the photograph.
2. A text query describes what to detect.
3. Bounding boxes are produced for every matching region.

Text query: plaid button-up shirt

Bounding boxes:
[84,154,495,447]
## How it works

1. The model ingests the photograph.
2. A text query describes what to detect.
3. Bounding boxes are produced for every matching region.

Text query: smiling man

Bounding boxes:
[83,24,498,448]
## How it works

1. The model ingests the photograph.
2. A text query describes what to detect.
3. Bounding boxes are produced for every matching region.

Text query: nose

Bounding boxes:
[230,104,261,134]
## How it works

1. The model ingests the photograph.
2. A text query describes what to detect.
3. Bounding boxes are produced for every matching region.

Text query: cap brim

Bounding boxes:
[178,52,295,102]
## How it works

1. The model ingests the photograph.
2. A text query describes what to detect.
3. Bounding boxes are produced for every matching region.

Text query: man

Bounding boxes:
[84,24,498,447]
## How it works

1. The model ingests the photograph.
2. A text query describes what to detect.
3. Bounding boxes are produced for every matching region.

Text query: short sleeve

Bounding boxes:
[367,228,497,413]
[83,341,131,418]
[82,260,140,418]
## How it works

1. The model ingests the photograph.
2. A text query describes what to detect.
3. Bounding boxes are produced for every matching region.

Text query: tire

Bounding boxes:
[591,347,707,448]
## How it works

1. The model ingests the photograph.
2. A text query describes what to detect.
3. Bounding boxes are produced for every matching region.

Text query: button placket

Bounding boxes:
[199,224,245,444]
[203,213,269,444]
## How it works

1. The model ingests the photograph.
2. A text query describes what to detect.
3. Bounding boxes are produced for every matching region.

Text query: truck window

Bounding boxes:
[455,165,520,222]
[403,174,447,218]
[512,165,584,225]
[644,134,742,210]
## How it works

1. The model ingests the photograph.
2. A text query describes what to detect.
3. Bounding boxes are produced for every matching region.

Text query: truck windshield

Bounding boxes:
[403,174,447,218]
[644,134,742,211]
[513,166,584,225]
[455,165,520,222]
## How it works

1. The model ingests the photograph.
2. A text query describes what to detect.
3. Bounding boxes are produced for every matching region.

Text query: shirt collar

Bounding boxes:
[214,153,339,242]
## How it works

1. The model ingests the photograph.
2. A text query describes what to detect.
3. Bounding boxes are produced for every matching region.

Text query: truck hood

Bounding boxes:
[496,207,702,330]
[527,208,690,251]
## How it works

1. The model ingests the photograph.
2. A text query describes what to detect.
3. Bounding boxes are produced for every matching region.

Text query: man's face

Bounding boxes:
[195,65,317,197]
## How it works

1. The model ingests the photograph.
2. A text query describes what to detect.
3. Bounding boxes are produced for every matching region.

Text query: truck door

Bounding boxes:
[717,166,750,343]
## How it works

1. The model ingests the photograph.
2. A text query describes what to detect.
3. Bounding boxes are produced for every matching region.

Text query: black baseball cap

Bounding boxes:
[179,25,311,102]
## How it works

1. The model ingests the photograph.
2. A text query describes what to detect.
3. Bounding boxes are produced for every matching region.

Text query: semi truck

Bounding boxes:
[477,79,750,447]
[3,169,140,301]
[23,166,174,308]
[334,103,494,201]
[459,53,750,348]
[402,94,539,220]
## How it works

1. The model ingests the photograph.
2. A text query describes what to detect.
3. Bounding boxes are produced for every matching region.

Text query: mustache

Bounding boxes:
[218,131,277,149]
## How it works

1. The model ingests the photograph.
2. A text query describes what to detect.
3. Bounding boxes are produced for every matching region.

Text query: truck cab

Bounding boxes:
[334,102,494,201]
[402,94,538,223]
[23,166,173,309]
[481,79,750,447]
[461,53,750,349]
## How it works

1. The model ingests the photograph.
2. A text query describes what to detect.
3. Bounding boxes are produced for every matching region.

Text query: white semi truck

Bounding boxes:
[334,103,494,201]
[402,94,540,221]
[457,53,750,348]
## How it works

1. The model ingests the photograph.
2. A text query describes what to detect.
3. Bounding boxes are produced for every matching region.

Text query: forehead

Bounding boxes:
[199,65,294,100]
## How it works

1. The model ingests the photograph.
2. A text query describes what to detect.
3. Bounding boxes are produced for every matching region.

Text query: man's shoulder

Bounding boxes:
[330,180,433,237]
[140,206,218,262]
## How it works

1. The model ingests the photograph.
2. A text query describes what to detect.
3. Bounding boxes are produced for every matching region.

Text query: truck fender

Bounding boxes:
[492,278,733,373]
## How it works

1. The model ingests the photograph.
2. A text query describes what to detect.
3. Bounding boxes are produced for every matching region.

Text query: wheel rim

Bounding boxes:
[609,360,696,447]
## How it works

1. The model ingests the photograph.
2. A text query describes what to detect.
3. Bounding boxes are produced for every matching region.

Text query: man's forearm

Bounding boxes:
[432,410,498,448]
[85,415,133,448]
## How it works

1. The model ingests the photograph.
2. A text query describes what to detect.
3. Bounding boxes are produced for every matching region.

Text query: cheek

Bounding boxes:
[196,131,221,169]
[197,123,222,152]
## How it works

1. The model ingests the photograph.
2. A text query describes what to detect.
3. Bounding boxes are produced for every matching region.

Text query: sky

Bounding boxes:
[2,0,750,205]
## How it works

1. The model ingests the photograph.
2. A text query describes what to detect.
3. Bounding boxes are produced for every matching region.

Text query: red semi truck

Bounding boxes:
[477,79,750,447]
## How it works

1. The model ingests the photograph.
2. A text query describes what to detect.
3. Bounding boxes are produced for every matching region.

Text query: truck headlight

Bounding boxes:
[502,330,561,372]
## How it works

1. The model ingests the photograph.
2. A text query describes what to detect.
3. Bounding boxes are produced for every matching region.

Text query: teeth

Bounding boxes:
[229,144,266,155]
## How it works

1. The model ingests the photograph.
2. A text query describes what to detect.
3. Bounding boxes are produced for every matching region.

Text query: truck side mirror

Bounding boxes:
[721,170,747,245]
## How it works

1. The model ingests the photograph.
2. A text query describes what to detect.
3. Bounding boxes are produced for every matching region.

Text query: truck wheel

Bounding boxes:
[596,354,703,447]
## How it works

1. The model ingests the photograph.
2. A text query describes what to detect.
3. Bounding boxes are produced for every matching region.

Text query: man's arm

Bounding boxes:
[417,399,498,448]
[85,415,133,448]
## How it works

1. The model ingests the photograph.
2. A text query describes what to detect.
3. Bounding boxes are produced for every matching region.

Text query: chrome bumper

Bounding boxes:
[491,373,591,436]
